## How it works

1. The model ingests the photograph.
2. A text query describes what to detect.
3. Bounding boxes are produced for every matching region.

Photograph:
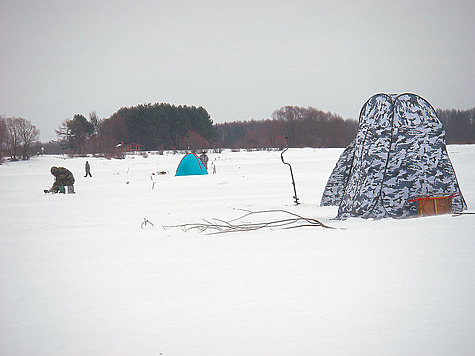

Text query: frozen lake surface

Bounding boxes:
[1,146,474,355]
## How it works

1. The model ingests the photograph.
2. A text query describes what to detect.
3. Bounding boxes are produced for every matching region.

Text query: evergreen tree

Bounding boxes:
[56,114,95,153]
[100,103,216,150]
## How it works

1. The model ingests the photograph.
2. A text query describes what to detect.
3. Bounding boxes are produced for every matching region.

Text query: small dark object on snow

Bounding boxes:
[141,218,154,229]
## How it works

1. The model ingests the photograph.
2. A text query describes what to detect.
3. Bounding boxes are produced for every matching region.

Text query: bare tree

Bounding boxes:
[272,106,303,146]
[89,111,100,154]
[0,116,7,162]
[17,117,40,159]
[1,117,40,160]
[4,117,21,160]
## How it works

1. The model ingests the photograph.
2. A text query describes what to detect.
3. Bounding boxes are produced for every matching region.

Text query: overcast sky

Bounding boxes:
[1,0,474,141]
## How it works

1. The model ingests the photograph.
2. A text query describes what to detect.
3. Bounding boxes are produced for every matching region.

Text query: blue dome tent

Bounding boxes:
[175,153,208,176]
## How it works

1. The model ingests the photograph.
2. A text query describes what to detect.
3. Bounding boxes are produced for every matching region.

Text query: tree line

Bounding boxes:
[217,106,358,148]
[437,108,475,144]
[215,107,475,148]
[100,103,216,151]
[1,104,475,161]
[54,103,216,154]
[54,104,358,153]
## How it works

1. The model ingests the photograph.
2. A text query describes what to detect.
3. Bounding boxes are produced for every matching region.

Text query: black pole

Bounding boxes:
[281,137,300,205]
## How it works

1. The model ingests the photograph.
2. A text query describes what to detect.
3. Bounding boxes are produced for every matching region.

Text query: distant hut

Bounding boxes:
[116,142,144,152]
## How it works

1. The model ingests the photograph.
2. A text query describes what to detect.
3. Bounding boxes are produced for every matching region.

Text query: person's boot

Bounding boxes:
[67,185,75,194]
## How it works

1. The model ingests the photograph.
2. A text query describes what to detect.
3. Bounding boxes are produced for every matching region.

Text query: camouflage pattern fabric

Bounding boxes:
[51,166,75,187]
[320,139,355,206]
[382,94,466,217]
[337,94,394,218]
[320,93,467,219]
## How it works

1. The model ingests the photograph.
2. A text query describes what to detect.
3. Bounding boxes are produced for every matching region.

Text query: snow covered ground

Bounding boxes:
[1,146,474,356]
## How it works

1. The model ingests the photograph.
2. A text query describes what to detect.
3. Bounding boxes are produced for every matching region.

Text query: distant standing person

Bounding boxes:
[199,151,209,170]
[84,161,92,177]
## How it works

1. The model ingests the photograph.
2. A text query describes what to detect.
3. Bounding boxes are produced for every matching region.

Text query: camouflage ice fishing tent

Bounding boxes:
[321,93,467,219]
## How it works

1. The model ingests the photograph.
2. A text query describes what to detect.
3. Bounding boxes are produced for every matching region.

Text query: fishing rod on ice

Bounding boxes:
[281,136,300,205]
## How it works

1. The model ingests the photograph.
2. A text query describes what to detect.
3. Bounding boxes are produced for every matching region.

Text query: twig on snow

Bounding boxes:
[163,209,334,235]
[452,212,475,217]
[141,218,154,229]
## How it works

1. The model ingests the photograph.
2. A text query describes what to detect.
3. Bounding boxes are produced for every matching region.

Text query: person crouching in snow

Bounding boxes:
[44,166,75,194]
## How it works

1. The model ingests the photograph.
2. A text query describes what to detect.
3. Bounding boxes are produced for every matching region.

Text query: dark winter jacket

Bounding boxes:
[50,166,75,187]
